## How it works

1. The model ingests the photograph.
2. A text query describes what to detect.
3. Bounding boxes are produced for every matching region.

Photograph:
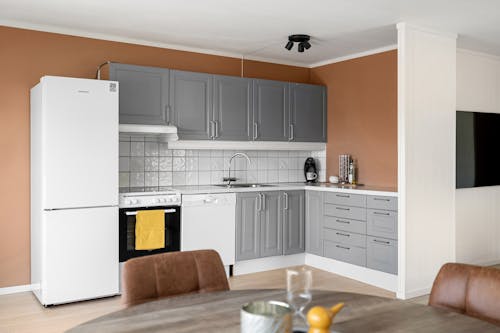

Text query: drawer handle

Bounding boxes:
[336,245,350,250]
[373,239,390,244]
[373,211,390,216]
[336,194,350,198]
[336,207,350,211]
[336,219,351,224]
[373,198,391,202]
[336,232,350,237]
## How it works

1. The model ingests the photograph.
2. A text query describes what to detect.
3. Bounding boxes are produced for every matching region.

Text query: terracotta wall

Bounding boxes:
[0,26,310,288]
[310,51,397,188]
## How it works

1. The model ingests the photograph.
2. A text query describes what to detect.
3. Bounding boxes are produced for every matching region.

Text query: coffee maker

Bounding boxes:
[304,157,318,183]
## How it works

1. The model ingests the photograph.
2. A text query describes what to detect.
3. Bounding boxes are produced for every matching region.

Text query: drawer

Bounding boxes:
[324,204,367,221]
[367,209,398,239]
[367,236,398,275]
[323,215,366,234]
[324,240,366,267]
[367,196,398,211]
[324,192,366,207]
[323,228,366,248]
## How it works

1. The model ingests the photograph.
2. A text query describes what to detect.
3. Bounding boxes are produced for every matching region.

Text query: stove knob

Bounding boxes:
[155,198,161,204]
[126,199,133,205]
[133,199,140,205]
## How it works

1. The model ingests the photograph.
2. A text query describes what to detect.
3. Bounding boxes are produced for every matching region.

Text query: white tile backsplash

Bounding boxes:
[118,138,325,188]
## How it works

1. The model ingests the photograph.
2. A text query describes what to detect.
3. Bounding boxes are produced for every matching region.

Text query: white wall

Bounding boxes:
[397,23,457,299]
[455,49,500,266]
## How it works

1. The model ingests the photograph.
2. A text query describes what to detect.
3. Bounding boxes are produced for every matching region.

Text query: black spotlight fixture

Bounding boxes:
[285,34,311,52]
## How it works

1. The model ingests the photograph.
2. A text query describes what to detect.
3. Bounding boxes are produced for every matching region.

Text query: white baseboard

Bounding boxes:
[233,253,305,276]
[0,284,33,296]
[305,254,398,292]
[468,259,500,267]
[400,286,432,300]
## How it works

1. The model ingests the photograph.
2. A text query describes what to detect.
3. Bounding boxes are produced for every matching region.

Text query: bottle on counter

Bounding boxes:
[348,159,357,185]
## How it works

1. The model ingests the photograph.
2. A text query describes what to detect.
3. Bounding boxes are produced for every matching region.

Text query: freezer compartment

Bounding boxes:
[40,206,119,305]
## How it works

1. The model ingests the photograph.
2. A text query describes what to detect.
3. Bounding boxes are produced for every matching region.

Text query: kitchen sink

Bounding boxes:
[215,183,276,189]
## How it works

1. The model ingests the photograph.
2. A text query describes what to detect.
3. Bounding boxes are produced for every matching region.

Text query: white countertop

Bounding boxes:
[174,182,398,197]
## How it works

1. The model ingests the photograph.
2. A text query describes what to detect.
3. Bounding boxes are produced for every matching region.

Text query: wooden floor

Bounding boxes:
[0,265,394,333]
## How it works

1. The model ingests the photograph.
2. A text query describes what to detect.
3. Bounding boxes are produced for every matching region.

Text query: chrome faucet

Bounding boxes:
[224,153,251,186]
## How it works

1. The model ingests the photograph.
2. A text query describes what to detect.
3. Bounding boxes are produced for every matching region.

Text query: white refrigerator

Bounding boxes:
[31,76,119,305]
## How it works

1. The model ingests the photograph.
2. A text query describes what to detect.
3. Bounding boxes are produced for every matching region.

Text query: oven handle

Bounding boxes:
[125,209,177,216]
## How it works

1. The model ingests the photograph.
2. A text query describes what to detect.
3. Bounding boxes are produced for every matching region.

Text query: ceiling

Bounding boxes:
[0,0,499,67]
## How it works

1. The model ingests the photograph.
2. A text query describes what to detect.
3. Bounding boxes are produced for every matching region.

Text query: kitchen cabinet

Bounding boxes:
[235,193,261,261]
[289,83,327,142]
[109,63,169,125]
[252,79,289,141]
[213,75,252,141]
[260,191,283,258]
[305,190,323,256]
[366,236,398,274]
[169,70,213,140]
[283,191,305,255]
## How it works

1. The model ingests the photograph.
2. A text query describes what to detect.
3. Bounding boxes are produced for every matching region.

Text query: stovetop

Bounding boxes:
[119,187,181,208]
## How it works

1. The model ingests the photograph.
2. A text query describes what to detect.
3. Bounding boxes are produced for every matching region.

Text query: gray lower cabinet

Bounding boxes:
[235,193,260,261]
[253,79,289,141]
[169,70,212,140]
[109,63,169,125]
[367,236,398,274]
[213,75,252,141]
[289,83,327,142]
[283,191,305,255]
[367,209,398,240]
[305,191,323,256]
[260,192,282,258]
[323,240,366,267]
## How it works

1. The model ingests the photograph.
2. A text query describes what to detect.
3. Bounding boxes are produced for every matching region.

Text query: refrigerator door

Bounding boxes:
[42,207,118,305]
[42,76,118,209]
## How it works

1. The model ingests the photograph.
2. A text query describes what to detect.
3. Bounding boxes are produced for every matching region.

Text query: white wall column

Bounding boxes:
[397,23,457,299]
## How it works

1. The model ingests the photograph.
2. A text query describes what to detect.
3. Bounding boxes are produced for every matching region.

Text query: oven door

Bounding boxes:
[119,206,181,262]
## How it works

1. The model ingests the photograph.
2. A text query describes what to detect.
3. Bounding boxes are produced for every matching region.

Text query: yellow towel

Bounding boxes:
[135,210,165,250]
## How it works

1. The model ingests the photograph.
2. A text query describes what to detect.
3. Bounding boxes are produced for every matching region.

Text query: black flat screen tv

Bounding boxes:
[456,111,500,189]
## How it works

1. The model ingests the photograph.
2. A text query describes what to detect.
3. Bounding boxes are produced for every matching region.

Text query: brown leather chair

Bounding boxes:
[429,262,500,326]
[122,249,229,307]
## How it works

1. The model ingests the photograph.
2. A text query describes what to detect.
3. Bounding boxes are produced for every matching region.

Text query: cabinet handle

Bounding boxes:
[163,105,168,123]
[284,193,288,210]
[373,239,390,245]
[253,123,258,140]
[336,194,350,198]
[215,120,219,138]
[336,219,351,224]
[374,197,391,202]
[336,245,350,250]
[336,232,350,237]
[289,124,294,141]
[256,194,262,211]
[373,211,390,216]
[336,207,350,211]
[261,193,265,211]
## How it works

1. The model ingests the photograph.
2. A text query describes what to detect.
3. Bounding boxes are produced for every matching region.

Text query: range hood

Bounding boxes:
[119,124,178,141]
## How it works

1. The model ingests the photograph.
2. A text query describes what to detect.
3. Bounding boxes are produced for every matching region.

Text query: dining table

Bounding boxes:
[66,289,500,333]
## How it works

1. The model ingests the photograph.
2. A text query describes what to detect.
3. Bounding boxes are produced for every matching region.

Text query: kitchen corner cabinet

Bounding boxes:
[213,75,252,141]
[290,83,327,142]
[305,191,323,256]
[109,63,169,125]
[283,191,305,255]
[253,79,289,141]
[169,70,213,140]
[235,193,261,261]
[260,191,283,258]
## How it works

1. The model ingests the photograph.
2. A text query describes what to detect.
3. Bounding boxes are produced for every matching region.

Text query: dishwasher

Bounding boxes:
[181,193,236,276]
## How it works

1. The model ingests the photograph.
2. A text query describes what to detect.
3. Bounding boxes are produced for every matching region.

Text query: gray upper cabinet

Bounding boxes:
[252,79,289,141]
[305,191,323,256]
[283,191,305,255]
[260,192,283,258]
[169,70,212,140]
[236,193,261,261]
[213,75,252,141]
[289,83,327,142]
[109,63,169,125]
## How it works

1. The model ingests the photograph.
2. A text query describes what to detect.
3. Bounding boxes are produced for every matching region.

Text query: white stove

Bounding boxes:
[119,189,181,208]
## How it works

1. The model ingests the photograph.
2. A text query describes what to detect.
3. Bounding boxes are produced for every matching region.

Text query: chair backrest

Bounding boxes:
[429,262,500,326]
[122,249,229,307]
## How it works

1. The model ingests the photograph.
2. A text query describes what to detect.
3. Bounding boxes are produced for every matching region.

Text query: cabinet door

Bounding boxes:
[305,191,323,256]
[213,75,252,141]
[289,83,327,142]
[109,63,169,125]
[253,79,289,141]
[283,191,305,255]
[260,191,283,258]
[367,236,398,274]
[169,70,212,140]
[236,193,260,261]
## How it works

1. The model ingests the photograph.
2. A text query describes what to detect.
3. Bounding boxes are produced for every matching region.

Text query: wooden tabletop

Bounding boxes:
[67,289,499,333]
